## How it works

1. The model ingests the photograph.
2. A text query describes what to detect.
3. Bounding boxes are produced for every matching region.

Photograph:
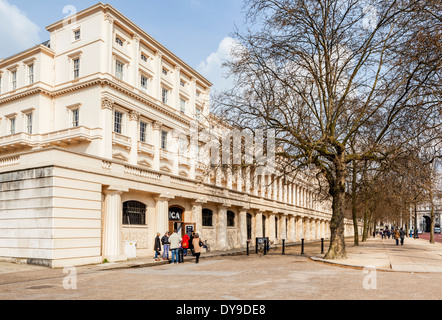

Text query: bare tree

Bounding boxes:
[216,0,441,258]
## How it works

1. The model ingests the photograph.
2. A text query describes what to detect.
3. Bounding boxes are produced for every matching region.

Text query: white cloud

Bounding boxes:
[197,36,240,93]
[0,0,41,59]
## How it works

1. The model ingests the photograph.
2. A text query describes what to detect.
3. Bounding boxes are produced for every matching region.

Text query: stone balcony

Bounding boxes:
[0,126,101,151]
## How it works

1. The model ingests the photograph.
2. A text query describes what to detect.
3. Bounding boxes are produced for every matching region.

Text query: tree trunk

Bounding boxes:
[362,199,369,242]
[325,160,347,259]
[430,195,435,244]
[351,160,359,246]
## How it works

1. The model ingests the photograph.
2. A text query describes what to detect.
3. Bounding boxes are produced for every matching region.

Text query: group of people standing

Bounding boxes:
[379,227,406,246]
[154,230,203,264]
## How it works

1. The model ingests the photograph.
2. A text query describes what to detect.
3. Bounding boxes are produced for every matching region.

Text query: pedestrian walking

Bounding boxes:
[189,231,195,256]
[169,229,182,264]
[161,231,170,260]
[182,233,190,256]
[394,229,400,246]
[192,233,203,264]
[154,232,162,261]
[400,228,405,246]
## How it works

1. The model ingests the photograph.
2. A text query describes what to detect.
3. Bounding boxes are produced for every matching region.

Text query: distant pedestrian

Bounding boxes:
[394,229,400,245]
[169,229,182,264]
[192,233,203,264]
[154,233,162,261]
[161,231,170,260]
[400,228,405,245]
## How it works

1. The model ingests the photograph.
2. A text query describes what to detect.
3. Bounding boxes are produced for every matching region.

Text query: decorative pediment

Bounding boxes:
[112,152,128,162]
[137,159,152,168]
[160,165,172,173]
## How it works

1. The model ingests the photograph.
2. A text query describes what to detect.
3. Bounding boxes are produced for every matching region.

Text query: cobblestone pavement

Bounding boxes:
[0,240,441,301]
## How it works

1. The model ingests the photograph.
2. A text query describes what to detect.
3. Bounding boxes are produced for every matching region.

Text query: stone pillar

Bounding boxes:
[217,204,229,250]
[152,121,161,171]
[154,52,162,101]
[102,186,128,262]
[304,217,310,240]
[269,213,276,242]
[238,209,248,248]
[191,199,205,237]
[154,195,173,236]
[288,215,296,242]
[101,98,114,159]
[103,13,114,74]
[128,111,139,165]
[297,216,303,241]
[255,211,263,238]
[281,214,287,241]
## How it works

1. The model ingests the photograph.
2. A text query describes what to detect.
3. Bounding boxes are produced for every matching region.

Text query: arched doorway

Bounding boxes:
[423,216,431,233]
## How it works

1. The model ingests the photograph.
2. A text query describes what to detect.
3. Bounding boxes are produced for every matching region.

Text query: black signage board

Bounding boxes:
[169,210,182,221]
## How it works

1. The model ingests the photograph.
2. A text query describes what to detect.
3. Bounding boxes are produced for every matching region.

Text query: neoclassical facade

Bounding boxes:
[0,3,356,268]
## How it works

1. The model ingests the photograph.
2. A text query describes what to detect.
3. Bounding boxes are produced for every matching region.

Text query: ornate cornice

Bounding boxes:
[0,77,193,126]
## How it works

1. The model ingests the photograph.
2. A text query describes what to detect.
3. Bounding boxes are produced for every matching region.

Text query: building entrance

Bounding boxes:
[168,206,195,238]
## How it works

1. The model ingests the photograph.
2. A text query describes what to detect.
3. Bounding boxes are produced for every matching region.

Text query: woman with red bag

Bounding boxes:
[182,233,190,256]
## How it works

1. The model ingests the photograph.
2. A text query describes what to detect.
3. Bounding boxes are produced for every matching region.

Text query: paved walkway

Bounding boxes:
[312,237,442,273]
[1,237,441,275]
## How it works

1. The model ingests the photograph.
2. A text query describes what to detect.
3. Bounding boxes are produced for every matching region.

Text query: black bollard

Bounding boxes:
[247,241,250,256]
[255,237,258,254]
[301,238,305,255]
[321,238,324,254]
[282,239,285,255]
[264,239,267,255]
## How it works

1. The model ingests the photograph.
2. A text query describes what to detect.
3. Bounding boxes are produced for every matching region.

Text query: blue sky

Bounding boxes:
[0,0,245,91]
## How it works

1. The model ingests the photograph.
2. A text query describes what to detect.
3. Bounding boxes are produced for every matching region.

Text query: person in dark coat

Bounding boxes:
[154,232,161,261]
[189,231,195,256]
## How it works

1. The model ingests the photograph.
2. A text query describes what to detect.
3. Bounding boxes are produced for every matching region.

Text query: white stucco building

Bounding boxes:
[0,3,355,268]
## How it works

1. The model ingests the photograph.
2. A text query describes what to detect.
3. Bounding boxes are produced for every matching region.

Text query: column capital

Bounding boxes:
[153,121,162,131]
[154,194,175,202]
[129,111,140,121]
[191,197,207,205]
[104,186,128,195]
[217,203,231,209]
[101,97,114,110]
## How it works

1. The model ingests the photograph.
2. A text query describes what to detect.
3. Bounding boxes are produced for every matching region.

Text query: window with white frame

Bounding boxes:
[8,116,16,135]
[115,36,124,46]
[140,74,149,92]
[180,98,186,114]
[161,87,169,104]
[74,29,81,41]
[73,58,80,79]
[25,113,33,134]
[11,70,17,90]
[28,64,34,84]
[114,110,123,134]
[139,121,148,143]
[195,108,201,121]
[72,108,79,127]
[161,130,168,150]
[67,104,81,128]
[115,60,124,80]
